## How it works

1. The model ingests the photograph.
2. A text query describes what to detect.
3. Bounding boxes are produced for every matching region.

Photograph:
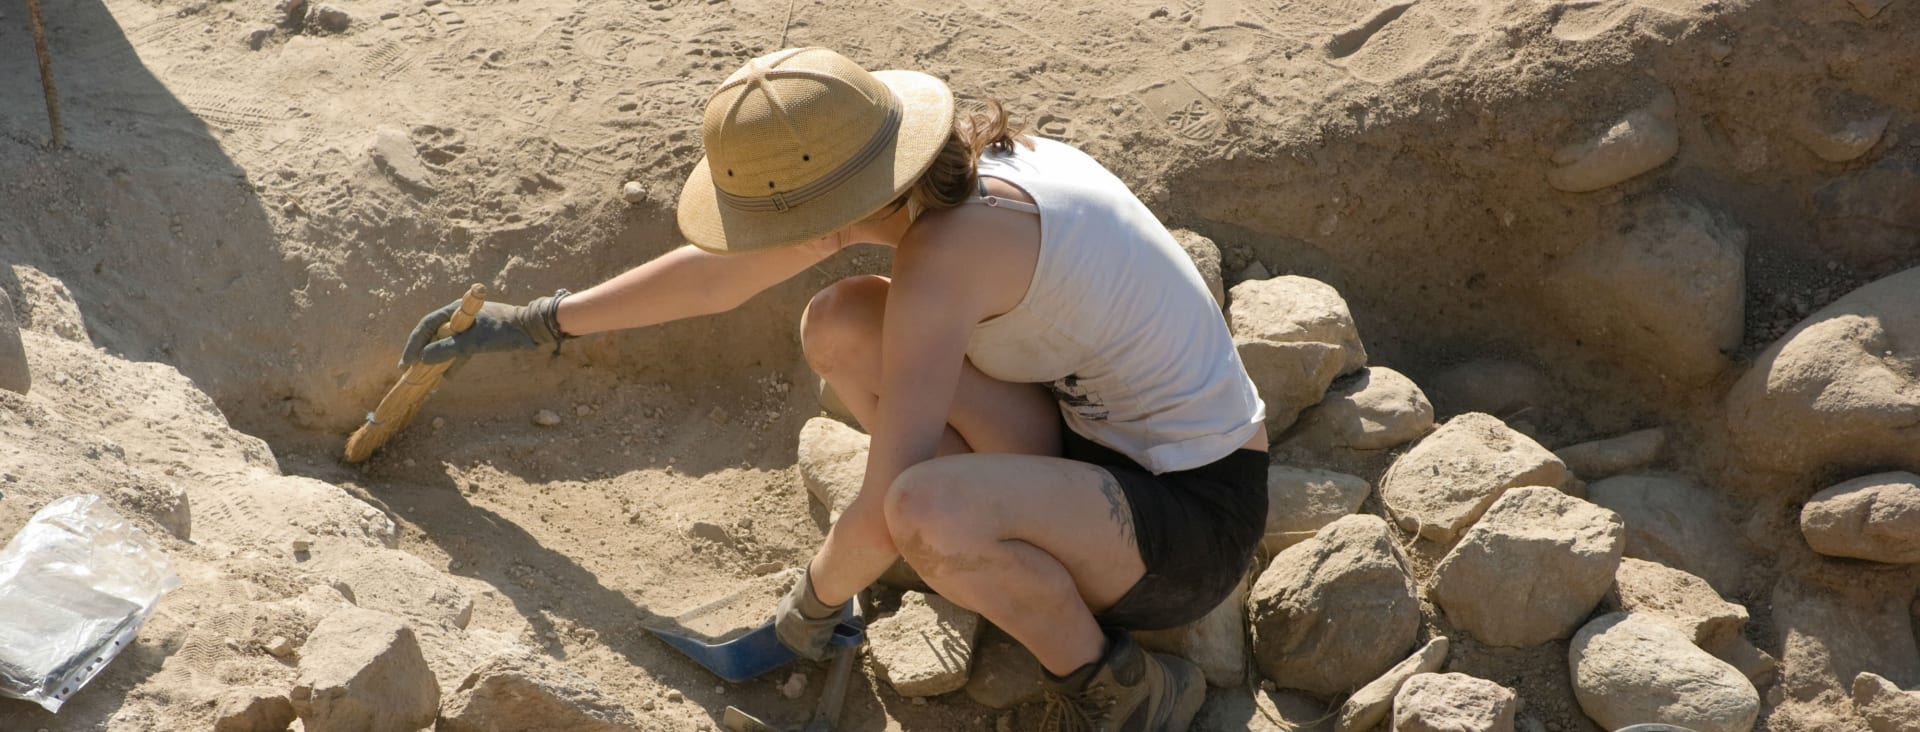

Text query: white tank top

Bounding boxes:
[965,138,1265,474]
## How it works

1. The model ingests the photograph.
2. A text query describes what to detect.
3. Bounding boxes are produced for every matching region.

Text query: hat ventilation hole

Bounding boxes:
[768,181,775,188]
[802,154,810,162]
[726,169,733,177]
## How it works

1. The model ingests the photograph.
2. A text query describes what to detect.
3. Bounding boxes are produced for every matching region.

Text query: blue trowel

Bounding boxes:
[646,606,865,683]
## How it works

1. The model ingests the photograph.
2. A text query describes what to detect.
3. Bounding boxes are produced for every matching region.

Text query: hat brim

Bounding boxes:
[677,70,956,254]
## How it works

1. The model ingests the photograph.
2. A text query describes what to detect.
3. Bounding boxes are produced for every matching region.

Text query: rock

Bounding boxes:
[1553,428,1666,480]
[1774,571,1920,714]
[1704,635,1777,686]
[1392,673,1517,732]
[1426,360,1547,419]
[1587,474,1745,594]
[1600,558,1747,648]
[0,263,27,395]
[1814,162,1920,270]
[1335,637,1449,732]
[1793,106,1891,163]
[964,626,1049,710]
[305,3,351,32]
[1238,260,1272,282]
[212,687,297,732]
[1855,672,1920,732]
[1228,275,1368,433]
[275,0,307,24]
[797,416,868,522]
[1379,413,1570,543]
[1726,267,1920,475]
[290,607,439,732]
[1802,471,1920,564]
[1135,575,1249,687]
[369,126,434,192]
[1430,488,1624,647]
[266,635,295,658]
[1171,228,1226,309]
[244,26,273,50]
[1543,196,1746,386]
[1250,515,1420,697]
[780,672,807,700]
[1569,612,1760,732]
[437,648,638,732]
[1284,367,1435,451]
[1262,466,1370,553]
[1849,0,1894,19]
[621,180,648,204]
[867,591,982,697]
[1546,89,1679,192]
[531,409,562,427]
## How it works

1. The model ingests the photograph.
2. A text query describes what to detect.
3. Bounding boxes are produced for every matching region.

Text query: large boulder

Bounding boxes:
[1429,487,1624,647]
[1379,413,1570,543]
[1854,672,1920,732]
[1228,275,1367,433]
[212,687,297,732]
[1134,575,1248,688]
[437,648,638,732]
[1599,558,1747,649]
[1587,474,1745,594]
[1262,466,1371,554]
[1773,570,1920,722]
[798,416,867,522]
[1801,471,1920,564]
[867,591,983,697]
[1569,612,1760,732]
[1725,267,1920,476]
[1543,196,1745,386]
[1171,228,1226,309]
[1250,515,1420,697]
[1391,673,1517,732]
[290,607,440,732]
[1284,367,1435,452]
[1335,637,1449,732]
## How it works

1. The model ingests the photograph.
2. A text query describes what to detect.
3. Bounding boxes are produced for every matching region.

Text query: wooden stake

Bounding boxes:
[26,0,63,148]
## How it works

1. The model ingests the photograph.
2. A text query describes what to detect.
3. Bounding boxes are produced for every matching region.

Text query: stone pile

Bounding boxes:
[782,257,1920,732]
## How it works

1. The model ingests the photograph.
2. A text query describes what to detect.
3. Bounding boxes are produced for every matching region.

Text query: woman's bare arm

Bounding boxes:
[554,235,845,336]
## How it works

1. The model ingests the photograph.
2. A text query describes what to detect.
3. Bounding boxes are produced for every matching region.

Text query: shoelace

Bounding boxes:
[1040,685,1119,732]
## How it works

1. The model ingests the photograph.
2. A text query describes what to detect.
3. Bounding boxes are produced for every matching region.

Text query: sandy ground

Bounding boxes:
[2,0,1918,729]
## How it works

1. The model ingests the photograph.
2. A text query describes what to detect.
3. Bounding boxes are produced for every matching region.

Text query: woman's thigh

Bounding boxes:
[801,275,1060,457]
[885,453,1147,614]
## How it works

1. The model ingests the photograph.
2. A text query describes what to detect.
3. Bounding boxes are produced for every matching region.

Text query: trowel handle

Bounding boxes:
[436,284,488,340]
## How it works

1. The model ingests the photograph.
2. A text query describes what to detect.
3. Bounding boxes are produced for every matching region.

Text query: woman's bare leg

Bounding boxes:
[800,275,1135,674]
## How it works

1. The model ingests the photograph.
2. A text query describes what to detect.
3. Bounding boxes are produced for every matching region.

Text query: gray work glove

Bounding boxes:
[774,565,847,661]
[399,291,571,368]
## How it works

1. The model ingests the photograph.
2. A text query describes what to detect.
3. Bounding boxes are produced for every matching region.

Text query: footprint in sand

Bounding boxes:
[1138,79,1228,143]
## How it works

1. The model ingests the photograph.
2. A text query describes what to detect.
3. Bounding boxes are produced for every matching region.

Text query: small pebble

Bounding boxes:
[712,684,725,695]
[665,689,684,703]
[291,536,314,553]
[266,635,294,657]
[532,409,562,427]
[432,416,446,430]
[621,181,648,203]
[751,561,784,576]
[780,672,807,699]
[575,404,592,417]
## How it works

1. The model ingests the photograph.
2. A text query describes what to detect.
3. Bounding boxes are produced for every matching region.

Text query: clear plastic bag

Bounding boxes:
[0,495,179,713]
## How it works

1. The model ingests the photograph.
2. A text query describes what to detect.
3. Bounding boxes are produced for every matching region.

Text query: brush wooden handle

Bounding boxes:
[343,284,488,462]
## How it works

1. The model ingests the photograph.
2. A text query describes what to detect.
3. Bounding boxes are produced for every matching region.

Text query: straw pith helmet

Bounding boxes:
[677,48,956,253]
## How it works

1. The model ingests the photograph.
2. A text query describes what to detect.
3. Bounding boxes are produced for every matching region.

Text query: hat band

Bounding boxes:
[716,94,903,214]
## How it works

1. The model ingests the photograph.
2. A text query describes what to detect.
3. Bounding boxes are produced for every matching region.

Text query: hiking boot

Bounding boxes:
[1040,629,1205,732]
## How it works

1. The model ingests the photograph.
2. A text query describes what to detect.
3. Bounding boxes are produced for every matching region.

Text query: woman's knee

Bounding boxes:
[884,458,988,558]
[800,275,889,377]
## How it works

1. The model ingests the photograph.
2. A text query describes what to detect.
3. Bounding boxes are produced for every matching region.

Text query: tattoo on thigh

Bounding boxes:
[1097,472,1137,551]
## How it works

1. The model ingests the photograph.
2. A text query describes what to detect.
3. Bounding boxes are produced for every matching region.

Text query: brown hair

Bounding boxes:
[899,98,1033,218]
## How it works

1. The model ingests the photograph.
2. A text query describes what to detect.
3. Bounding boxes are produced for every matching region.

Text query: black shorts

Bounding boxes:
[1064,425,1269,631]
